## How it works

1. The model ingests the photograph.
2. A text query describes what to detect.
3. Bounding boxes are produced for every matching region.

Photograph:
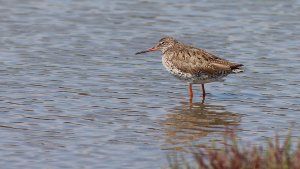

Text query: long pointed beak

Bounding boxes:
[135,46,159,55]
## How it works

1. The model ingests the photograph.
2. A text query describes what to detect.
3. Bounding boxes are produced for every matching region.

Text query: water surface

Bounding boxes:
[0,0,300,168]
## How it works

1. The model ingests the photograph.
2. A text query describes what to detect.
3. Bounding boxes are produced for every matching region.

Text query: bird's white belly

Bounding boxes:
[162,56,225,84]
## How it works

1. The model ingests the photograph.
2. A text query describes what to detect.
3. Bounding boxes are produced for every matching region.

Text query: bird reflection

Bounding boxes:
[161,101,241,152]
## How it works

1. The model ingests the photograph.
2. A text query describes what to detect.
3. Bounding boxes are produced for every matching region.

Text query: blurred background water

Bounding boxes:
[0,0,299,168]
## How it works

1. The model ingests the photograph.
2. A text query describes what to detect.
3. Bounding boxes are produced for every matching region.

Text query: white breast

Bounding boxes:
[161,55,193,81]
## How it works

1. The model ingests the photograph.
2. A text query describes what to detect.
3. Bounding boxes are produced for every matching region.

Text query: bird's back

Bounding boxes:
[162,43,243,83]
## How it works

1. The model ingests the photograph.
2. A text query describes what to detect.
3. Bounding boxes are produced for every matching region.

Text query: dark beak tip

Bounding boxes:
[135,50,148,55]
[135,46,158,55]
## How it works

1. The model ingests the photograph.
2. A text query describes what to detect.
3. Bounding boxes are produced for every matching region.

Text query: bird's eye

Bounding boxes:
[159,41,165,45]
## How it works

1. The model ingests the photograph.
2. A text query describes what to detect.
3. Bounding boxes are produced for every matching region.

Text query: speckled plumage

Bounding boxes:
[159,36,243,84]
[135,36,244,102]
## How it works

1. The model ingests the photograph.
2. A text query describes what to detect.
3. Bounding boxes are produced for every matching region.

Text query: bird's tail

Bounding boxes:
[230,64,244,73]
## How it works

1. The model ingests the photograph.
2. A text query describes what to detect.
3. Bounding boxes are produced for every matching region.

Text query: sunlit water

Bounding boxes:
[0,0,300,168]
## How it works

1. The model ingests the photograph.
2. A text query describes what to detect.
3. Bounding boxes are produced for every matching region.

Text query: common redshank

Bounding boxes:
[135,36,243,103]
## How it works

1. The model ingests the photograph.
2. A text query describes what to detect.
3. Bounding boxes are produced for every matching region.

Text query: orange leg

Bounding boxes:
[189,83,193,98]
[189,83,193,104]
[201,83,206,103]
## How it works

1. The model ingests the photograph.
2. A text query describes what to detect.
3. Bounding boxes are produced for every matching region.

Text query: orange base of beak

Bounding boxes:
[135,46,159,55]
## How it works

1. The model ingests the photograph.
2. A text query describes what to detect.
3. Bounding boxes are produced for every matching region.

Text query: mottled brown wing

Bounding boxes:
[168,46,234,75]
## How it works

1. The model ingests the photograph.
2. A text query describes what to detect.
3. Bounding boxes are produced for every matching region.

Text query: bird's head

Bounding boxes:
[135,36,178,55]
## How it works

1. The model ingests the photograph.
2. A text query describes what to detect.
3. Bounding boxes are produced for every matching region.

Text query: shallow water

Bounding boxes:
[0,0,300,168]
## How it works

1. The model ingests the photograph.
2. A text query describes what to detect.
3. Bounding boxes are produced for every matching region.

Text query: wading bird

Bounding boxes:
[135,36,243,103]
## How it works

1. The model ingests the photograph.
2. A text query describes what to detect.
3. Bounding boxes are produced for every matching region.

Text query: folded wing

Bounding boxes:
[167,45,243,76]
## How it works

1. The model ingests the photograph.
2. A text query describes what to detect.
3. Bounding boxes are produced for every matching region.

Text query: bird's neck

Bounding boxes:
[162,43,183,55]
[162,47,169,54]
